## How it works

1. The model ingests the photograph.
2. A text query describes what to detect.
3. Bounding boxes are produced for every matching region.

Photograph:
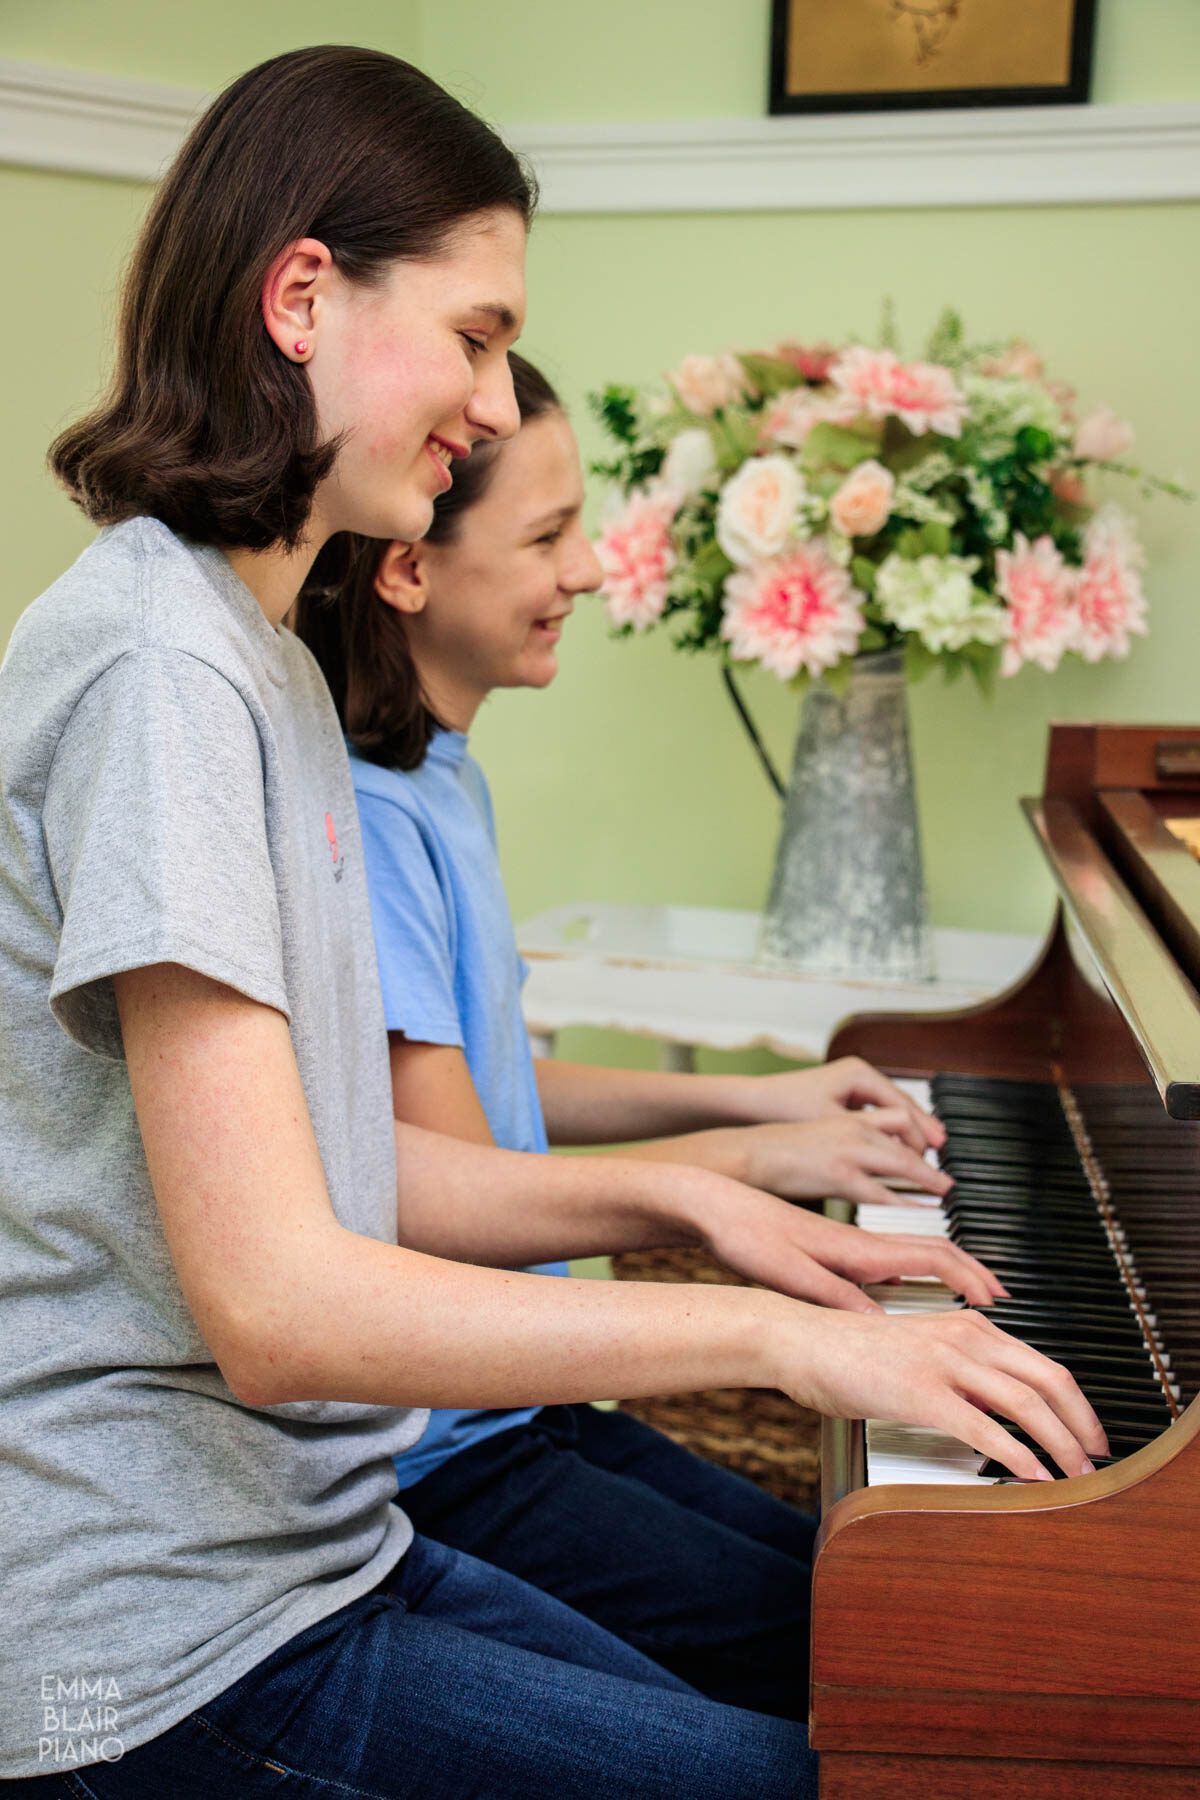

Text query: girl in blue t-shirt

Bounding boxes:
[292,355,1010,1717]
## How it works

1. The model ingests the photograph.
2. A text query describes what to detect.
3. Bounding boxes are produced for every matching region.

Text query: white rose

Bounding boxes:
[716,455,806,567]
[668,353,747,416]
[661,428,719,498]
[876,552,1008,654]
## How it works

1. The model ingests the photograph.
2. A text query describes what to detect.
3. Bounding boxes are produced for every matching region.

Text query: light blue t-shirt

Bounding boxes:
[351,729,565,1488]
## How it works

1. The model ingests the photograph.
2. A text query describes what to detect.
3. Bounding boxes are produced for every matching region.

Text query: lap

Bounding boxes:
[400,1407,817,1718]
[16,1537,813,1800]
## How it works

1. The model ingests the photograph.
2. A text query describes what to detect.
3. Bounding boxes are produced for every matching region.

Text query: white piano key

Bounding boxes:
[862,1079,997,1485]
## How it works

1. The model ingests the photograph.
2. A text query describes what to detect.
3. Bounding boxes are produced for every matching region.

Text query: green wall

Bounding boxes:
[3,3,1198,1047]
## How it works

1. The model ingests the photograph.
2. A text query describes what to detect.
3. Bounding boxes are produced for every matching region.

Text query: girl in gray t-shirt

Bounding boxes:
[0,43,1104,1800]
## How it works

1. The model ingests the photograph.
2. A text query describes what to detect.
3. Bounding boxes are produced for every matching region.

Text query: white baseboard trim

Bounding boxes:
[3,58,1199,211]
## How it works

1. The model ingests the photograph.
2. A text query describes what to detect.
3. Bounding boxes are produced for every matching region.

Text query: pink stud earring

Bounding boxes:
[294,339,309,356]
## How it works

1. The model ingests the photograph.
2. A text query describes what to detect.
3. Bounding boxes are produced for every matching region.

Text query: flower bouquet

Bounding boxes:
[592,312,1189,978]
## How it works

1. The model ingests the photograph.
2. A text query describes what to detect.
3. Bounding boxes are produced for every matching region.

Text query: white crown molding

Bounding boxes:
[0,60,204,183]
[3,58,1200,210]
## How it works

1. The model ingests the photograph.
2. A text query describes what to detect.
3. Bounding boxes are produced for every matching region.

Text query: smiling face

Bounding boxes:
[383,410,603,729]
[307,207,528,545]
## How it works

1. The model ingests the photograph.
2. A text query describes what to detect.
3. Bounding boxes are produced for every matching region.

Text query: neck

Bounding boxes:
[416,659,485,735]
[223,535,324,629]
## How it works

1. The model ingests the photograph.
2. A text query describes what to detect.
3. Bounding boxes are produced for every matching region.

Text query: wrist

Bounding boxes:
[737,1287,810,1391]
[690,1072,768,1129]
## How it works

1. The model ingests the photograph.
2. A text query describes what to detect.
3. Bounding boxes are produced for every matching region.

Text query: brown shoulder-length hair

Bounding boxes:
[49,46,536,551]
[293,353,561,771]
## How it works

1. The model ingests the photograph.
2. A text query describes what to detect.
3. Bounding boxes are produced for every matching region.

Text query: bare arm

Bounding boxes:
[535,1059,950,1209]
[385,1040,990,1304]
[534,1055,942,1151]
[114,963,1104,1480]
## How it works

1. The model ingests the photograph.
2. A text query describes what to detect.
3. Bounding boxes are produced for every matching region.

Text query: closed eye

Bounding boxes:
[460,334,488,356]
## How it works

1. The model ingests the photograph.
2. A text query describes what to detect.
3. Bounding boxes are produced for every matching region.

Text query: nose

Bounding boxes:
[566,534,604,596]
[466,357,520,444]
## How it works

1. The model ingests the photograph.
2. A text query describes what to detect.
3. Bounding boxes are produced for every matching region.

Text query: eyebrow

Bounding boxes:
[475,301,520,333]
[527,502,581,531]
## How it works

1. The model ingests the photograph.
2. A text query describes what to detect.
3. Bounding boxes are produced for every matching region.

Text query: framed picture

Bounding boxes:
[769,0,1096,116]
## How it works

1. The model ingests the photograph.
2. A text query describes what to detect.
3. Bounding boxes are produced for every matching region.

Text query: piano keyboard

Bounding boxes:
[857,1075,1185,1487]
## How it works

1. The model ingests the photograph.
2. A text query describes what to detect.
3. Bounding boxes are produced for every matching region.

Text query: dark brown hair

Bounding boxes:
[49,45,536,550]
[294,353,561,770]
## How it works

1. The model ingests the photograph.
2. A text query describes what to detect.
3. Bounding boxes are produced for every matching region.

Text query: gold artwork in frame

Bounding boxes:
[769,0,1096,115]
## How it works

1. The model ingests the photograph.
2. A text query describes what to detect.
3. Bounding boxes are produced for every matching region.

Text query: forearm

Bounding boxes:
[610,1126,757,1184]
[535,1059,762,1146]
[233,1224,783,1411]
[393,1118,711,1263]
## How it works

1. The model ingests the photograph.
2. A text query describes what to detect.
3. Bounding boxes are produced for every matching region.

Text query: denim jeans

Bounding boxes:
[9,1534,815,1800]
[399,1403,818,1719]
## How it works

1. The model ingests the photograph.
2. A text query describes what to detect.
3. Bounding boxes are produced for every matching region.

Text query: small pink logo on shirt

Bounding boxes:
[325,812,345,882]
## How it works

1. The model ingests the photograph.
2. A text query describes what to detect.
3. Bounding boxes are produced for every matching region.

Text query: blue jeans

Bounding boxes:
[399,1403,818,1719]
[10,1534,814,1799]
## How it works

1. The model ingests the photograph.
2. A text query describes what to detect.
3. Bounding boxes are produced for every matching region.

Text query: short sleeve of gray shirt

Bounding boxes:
[45,646,289,1054]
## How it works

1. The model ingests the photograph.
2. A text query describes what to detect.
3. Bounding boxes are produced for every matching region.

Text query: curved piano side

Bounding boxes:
[810,1396,1200,1797]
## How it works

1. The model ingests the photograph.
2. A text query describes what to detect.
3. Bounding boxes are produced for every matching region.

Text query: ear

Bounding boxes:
[374,540,431,616]
[261,237,334,364]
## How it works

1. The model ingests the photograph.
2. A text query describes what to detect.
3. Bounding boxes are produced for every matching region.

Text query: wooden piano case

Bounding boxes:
[811,725,1200,1797]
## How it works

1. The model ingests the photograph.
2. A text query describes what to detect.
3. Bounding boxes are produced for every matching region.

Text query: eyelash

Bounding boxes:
[461,334,488,356]
[537,530,563,545]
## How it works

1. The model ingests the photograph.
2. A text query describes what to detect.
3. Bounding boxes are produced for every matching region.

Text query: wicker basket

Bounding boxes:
[612,1246,821,1512]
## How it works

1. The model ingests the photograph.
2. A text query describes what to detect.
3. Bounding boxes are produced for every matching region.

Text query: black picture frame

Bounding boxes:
[769,0,1096,116]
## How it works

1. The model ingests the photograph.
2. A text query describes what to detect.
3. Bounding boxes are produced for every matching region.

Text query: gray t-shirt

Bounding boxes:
[0,517,426,1778]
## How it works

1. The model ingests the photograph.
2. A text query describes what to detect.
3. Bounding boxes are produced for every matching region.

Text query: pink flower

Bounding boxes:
[721,540,865,680]
[1073,505,1147,663]
[597,490,678,631]
[1073,407,1135,462]
[1048,468,1088,507]
[774,340,839,384]
[828,459,895,539]
[667,352,748,416]
[977,340,1045,381]
[995,534,1079,677]
[758,386,858,449]
[830,345,967,438]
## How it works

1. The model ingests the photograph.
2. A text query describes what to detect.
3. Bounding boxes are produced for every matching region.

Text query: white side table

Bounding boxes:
[517,902,1041,1070]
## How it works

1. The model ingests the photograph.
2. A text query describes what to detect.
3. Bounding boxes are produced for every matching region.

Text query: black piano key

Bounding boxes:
[917,1073,1190,1438]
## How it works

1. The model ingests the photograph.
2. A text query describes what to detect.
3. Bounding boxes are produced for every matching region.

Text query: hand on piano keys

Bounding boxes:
[722,1111,953,1210]
[739,1055,947,1159]
[856,1076,1179,1486]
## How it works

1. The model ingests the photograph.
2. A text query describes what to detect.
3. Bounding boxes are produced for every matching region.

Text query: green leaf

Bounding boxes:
[943,654,964,685]
[737,352,805,399]
[858,624,889,653]
[924,306,965,366]
[966,643,1002,699]
[588,384,641,446]
[711,409,761,471]
[1014,425,1055,462]
[692,538,735,584]
[851,556,878,595]
[823,656,854,698]
[800,420,881,473]
[904,636,938,683]
[894,521,952,559]
[788,667,813,699]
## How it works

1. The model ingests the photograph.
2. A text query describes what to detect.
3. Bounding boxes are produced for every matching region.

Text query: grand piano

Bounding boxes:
[811,724,1200,1798]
